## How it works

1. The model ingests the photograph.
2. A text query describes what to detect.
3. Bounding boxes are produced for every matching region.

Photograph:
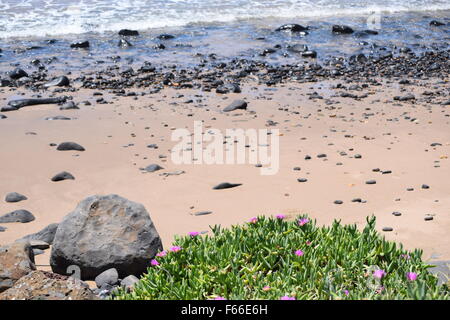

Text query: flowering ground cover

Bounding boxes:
[114,216,449,300]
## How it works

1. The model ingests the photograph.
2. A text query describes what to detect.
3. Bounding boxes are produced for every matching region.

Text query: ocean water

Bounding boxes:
[0,1,449,74]
[0,0,449,38]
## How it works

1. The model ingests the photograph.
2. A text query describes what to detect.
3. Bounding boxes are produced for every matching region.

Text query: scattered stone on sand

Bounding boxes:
[213,182,242,190]
[56,142,85,151]
[421,184,430,189]
[0,242,36,293]
[191,211,213,216]
[95,268,119,288]
[366,180,377,185]
[0,271,97,300]
[51,171,75,182]
[142,164,163,172]
[0,114,7,119]
[8,68,28,80]
[6,97,67,111]
[18,223,59,245]
[334,200,343,205]
[0,226,5,232]
[382,227,394,232]
[276,24,308,32]
[0,210,35,223]
[44,76,70,88]
[50,194,163,280]
[59,101,79,110]
[392,212,402,217]
[223,99,247,112]
[424,216,434,221]
[5,192,27,203]
[45,115,72,120]
[297,178,308,182]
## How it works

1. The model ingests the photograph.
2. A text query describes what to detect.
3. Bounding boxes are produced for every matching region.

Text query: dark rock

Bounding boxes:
[50,194,163,280]
[421,184,430,189]
[301,50,317,58]
[157,34,175,40]
[424,216,434,221]
[19,223,59,245]
[118,39,133,48]
[118,29,139,36]
[45,115,71,121]
[56,142,85,151]
[0,242,35,293]
[382,227,393,232]
[193,211,213,216]
[44,76,70,88]
[332,25,354,34]
[287,44,308,53]
[0,114,7,119]
[8,68,28,80]
[142,164,163,172]
[213,182,242,190]
[334,200,343,204]
[7,97,67,110]
[0,226,5,232]
[59,101,79,110]
[392,212,402,217]
[297,178,308,182]
[223,100,247,112]
[275,24,308,32]
[51,171,75,182]
[430,20,445,26]
[0,210,35,223]
[366,180,377,185]
[95,268,119,288]
[70,41,90,49]
[5,192,27,203]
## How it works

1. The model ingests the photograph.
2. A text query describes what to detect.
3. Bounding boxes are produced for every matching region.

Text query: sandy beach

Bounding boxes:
[1,77,449,273]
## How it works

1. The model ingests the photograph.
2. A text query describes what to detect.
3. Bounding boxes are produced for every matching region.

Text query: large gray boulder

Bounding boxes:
[50,194,163,280]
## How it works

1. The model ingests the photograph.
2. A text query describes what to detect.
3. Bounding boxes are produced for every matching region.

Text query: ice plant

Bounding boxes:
[262,286,271,292]
[295,249,304,256]
[150,259,159,266]
[156,250,167,257]
[343,290,349,296]
[214,296,226,300]
[298,218,309,226]
[373,269,386,279]
[170,246,182,253]
[280,296,296,300]
[406,272,418,281]
[249,217,258,224]
[275,214,285,220]
[188,231,200,237]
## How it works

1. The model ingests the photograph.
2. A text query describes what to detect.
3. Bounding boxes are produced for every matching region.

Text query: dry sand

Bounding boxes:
[0,79,449,271]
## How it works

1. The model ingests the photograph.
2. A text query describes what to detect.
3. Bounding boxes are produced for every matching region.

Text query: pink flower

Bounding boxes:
[295,249,304,256]
[280,296,296,300]
[298,218,309,226]
[306,240,312,246]
[150,259,159,266]
[276,214,286,220]
[406,272,418,281]
[249,217,258,224]
[170,246,182,253]
[343,290,349,296]
[156,251,167,257]
[262,286,271,292]
[214,296,226,300]
[373,269,386,279]
[188,231,200,237]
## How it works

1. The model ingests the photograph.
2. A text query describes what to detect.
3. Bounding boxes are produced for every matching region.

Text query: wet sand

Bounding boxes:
[0,78,449,271]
